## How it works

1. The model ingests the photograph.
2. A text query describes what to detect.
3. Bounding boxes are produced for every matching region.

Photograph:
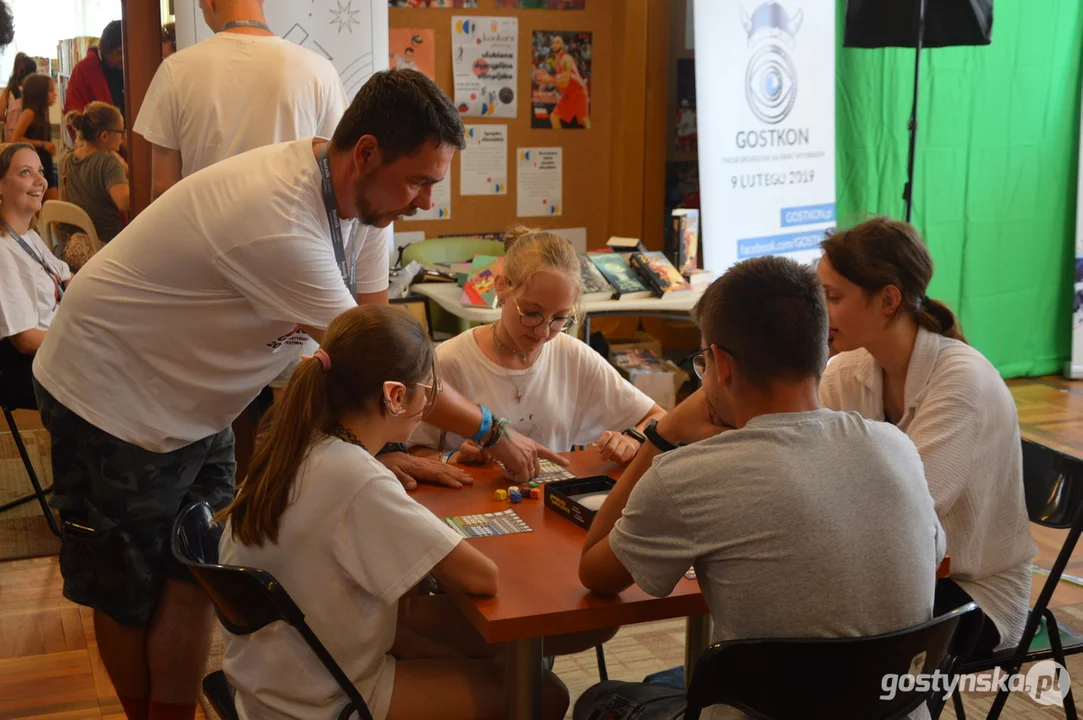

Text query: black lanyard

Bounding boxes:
[317,142,357,296]
[220,20,272,32]
[1,220,63,303]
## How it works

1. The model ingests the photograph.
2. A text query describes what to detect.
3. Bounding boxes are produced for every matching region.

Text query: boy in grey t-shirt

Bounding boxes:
[576,256,944,720]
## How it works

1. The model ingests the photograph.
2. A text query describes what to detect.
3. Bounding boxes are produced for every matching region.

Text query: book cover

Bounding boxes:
[673,209,700,275]
[588,252,652,300]
[629,251,692,296]
[460,255,503,307]
[577,253,615,301]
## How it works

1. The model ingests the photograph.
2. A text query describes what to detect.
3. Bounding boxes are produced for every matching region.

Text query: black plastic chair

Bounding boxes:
[171,501,374,720]
[0,369,59,536]
[683,603,981,720]
[946,438,1083,720]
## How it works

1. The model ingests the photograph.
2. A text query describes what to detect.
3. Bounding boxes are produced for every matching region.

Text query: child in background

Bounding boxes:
[218,305,568,720]
[410,227,665,467]
[12,73,59,201]
[62,101,129,243]
[0,53,36,142]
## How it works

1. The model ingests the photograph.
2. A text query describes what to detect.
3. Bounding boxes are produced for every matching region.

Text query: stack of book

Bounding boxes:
[57,37,97,76]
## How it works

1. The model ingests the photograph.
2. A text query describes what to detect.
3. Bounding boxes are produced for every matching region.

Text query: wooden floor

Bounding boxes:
[3,377,1083,718]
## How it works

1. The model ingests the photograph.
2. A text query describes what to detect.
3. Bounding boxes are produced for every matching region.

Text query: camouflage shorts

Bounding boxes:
[34,380,236,627]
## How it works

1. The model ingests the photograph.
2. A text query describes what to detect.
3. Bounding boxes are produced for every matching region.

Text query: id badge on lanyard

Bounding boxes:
[316,143,357,297]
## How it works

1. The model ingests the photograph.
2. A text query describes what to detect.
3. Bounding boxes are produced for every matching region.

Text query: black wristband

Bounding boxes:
[376,442,408,456]
[622,427,646,445]
[643,418,678,453]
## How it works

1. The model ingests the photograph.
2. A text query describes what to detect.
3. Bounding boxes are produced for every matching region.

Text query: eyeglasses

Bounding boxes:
[513,299,576,332]
[688,344,738,379]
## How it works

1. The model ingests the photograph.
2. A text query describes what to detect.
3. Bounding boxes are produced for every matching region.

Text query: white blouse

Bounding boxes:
[820,327,1036,650]
[0,228,71,339]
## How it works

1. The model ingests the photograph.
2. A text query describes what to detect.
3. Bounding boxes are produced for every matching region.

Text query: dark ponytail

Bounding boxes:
[821,217,966,344]
[218,304,440,546]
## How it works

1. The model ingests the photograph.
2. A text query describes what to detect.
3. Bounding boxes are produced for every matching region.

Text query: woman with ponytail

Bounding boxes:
[817,216,1034,655]
[62,101,128,242]
[218,305,568,720]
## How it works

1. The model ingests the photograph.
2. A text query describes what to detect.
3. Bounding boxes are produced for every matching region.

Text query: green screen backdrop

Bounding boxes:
[835,0,1083,377]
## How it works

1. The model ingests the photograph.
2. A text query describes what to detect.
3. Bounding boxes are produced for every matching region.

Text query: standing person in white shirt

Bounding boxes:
[817,216,1035,654]
[32,70,561,720]
[0,143,70,409]
[133,0,349,200]
[410,227,665,465]
[219,304,568,720]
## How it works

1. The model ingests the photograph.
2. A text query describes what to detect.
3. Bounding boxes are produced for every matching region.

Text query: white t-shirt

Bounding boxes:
[33,138,390,452]
[133,32,348,178]
[0,229,71,338]
[220,436,462,720]
[820,327,1036,650]
[411,328,656,452]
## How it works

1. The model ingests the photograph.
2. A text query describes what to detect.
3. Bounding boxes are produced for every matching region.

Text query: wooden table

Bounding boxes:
[413,450,709,720]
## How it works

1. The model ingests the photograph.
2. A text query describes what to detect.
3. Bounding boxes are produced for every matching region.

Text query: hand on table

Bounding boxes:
[593,430,640,464]
[488,427,568,481]
[656,388,734,446]
[379,452,474,491]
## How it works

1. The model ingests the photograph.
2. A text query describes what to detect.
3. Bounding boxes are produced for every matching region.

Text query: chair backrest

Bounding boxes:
[38,200,102,253]
[172,502,374,720]
[401,237,505,267]
[1021,438,1083,529]
[684,603,980,720]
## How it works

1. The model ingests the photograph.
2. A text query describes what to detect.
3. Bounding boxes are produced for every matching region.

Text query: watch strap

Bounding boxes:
[643,418,678,453]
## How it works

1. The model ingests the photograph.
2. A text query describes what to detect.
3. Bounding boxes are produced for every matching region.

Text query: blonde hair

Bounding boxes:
[501,226,582,309]
[64,101,122,145]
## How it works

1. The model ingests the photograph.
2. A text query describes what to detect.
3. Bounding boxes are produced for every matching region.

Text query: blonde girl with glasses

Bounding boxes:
[218,305,569,720]
[411,227,665,468]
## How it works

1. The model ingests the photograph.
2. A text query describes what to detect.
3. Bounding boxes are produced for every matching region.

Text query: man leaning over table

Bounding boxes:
[31,69,564,720]
[576,255,945,720]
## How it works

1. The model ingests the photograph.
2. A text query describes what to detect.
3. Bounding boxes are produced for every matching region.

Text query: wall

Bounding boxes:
[390,0,615,247]
[0,0,121,80]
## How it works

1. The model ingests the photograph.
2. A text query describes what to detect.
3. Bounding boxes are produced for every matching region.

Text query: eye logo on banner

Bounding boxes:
[741,2,803,125]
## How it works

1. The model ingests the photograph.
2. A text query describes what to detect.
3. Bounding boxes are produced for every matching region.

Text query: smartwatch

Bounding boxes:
[621,427,647,445]
[643,418,678,453]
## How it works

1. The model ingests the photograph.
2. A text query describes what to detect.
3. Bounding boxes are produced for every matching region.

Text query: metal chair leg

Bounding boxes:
[1042,610,1078,720]
[2,405,59,537]
[594,644,608,682]
[951,685,966,719]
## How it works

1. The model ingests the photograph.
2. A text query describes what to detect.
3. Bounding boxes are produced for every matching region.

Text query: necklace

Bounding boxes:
[491,323,534,403]
[331,424,367,452]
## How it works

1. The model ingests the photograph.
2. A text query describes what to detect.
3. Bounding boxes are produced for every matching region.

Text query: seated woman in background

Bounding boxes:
[218,305,568,720]
[0,53,36,142]
[0,143,71,408]
[62,101,129,243]
[817,216,1035,654]
[11,74,58,202]
[410,227,666,468]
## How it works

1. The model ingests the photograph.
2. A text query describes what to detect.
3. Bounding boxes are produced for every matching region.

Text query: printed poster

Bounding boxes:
[390,1,478,7]
[453,16,518,118]
[531,30,592,129]
[388,28,436,80]
[517,147,562,217]
[461,125,508,195]
[693,0,836,272]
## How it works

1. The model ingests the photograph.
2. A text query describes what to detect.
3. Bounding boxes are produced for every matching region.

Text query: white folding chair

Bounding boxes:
[38,200,102,254]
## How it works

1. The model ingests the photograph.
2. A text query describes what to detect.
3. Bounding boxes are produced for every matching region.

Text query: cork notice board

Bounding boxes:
[390,0,615,248]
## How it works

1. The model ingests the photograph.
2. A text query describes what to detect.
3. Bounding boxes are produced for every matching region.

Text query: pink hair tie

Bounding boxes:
[306,348,332,371]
